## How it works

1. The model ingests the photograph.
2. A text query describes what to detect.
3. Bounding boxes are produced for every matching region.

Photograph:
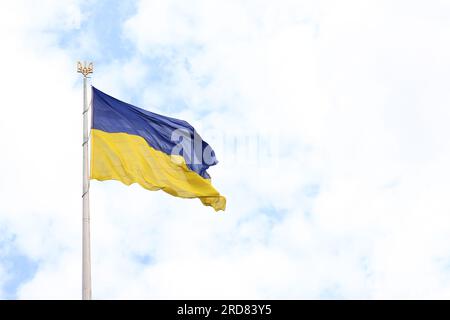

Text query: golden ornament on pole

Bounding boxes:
[77,61,93,77]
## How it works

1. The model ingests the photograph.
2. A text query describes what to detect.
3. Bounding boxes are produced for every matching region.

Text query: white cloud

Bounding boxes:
[0,0,84,298]
[1,0,450,299]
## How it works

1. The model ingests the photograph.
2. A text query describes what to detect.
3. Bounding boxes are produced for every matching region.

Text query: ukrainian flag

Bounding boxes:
[90,87,226,211]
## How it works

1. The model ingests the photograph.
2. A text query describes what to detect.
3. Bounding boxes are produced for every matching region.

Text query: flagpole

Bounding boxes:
[77,61,93,300]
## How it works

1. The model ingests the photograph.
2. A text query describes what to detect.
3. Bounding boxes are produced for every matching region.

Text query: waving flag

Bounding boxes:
[90,87,226,211]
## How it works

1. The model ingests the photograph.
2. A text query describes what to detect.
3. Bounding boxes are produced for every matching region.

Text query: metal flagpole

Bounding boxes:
[77,61,93,300]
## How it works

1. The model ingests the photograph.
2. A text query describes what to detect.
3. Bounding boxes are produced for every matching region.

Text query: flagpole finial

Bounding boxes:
[77,61,93,77]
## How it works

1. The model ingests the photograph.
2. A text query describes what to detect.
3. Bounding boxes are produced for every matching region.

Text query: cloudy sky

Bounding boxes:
[1,0,450,299]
